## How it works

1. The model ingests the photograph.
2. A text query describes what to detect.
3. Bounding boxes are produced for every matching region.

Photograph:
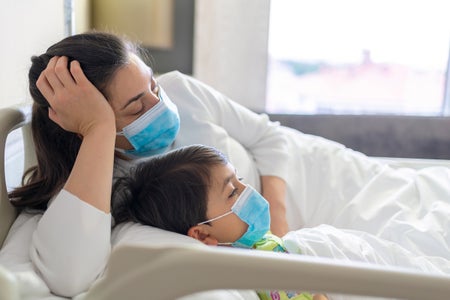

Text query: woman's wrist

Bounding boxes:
[80,116,116,138]
[64,120,116,213]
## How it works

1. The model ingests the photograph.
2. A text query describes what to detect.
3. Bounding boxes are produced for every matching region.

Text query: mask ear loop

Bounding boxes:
[217,242,233,246]
[197,210,233,225]
[197,211,235,246]
[198,211,235,246]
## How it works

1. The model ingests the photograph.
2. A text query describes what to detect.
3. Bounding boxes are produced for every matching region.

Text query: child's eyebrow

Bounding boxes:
[221,168,237,193]
[221,175,233,193]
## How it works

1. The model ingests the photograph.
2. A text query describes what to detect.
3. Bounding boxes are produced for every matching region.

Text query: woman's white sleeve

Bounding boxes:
[160,71,289,180]
[29,189,111,297]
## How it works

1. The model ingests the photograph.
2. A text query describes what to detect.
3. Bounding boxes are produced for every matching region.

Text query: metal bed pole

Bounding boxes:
[64,0,75,37]
[442,39,450,116]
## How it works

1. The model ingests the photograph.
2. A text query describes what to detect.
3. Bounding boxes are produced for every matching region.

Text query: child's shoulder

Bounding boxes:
[254,232,287,253]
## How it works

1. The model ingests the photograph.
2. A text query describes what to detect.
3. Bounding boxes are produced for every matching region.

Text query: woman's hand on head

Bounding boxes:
[36,56,115,136]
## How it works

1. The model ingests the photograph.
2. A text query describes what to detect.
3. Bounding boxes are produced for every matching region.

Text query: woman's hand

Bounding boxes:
[37,56,117,212]
[36,56,115,136]
[260,176,289,237]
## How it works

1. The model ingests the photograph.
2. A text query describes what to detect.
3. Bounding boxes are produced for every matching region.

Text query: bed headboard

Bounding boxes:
[0,104,35,246]
[270,113,450,159]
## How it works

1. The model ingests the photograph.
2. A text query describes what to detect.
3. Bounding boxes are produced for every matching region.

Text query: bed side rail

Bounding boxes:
[0,104,33,247]
[85,244,450,300]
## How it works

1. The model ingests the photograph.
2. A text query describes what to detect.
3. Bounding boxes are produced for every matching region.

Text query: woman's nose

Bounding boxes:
[145,86,161,110]
[238,182,248,193]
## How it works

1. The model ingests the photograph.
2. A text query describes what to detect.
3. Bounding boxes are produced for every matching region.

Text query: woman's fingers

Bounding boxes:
[36,56,71,107]
[35,54,116,136]
[41,56,64,91]
[36,72,54,103]
[36,56,115,135]
[69,60,89,86]
[54,56,76,88]
[38,56,77,95]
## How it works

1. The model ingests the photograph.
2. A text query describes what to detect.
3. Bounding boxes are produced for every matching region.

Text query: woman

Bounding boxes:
[8,32,450,297]
[8,32,290,297]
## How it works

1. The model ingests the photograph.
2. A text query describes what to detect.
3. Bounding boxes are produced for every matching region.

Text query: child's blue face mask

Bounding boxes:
[116,87,180,158]
[198,186,271,248]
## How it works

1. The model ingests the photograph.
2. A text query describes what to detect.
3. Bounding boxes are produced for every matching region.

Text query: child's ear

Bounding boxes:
[187,225,218,246]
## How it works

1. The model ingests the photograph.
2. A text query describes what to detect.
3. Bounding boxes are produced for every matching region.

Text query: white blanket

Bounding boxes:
[281,128,450,261]
[283,225,450,300]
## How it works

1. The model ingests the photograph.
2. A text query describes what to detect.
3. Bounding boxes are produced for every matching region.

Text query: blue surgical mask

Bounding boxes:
[198,186,271,248]
[116,87,180,158]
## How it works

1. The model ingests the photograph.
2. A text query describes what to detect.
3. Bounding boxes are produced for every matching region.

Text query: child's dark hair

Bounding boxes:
[112,145,229,234]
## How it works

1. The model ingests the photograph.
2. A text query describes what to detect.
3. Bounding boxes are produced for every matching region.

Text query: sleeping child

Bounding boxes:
[112,144,328,300]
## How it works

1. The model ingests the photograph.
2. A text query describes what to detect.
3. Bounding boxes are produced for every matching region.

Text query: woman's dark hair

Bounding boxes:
[112,145,229,235]
[9,31,142,210]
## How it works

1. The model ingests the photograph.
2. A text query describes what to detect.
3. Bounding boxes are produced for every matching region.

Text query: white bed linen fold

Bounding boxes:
[280,127,450,261]
[283,224,450,300]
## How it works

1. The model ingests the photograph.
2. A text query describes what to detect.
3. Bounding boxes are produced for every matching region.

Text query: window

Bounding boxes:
[266,0,450,115]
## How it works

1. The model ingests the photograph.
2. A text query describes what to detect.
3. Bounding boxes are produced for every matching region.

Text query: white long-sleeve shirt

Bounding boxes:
[29,190,111,297]
[161,71,290,189]
[28,71,290,297]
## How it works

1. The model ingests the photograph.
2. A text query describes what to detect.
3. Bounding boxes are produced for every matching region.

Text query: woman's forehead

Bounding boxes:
[106,55,152,106]
[130,53,153,75]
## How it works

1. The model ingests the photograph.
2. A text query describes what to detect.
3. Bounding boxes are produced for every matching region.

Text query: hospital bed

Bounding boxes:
[1,104,450,300]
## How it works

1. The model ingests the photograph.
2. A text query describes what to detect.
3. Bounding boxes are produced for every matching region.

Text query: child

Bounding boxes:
[112,144,327,300]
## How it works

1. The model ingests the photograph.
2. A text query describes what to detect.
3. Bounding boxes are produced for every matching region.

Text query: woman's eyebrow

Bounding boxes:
[120,66,153,110]
[121,92,145,110]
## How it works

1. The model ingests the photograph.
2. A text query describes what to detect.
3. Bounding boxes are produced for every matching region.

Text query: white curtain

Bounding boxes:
[193,0,271,111]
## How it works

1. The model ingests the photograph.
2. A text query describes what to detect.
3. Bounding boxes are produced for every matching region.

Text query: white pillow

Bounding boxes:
[0,212,42,270]
[2,217,259,300]
[110,222,259,300]
[111,222,204,247]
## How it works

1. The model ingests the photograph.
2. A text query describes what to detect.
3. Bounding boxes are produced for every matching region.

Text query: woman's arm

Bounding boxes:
[159,72,290,236]
[159,72,289,181]
[30,56,116,296]
[37,56,116,212]
[260,176,289,237]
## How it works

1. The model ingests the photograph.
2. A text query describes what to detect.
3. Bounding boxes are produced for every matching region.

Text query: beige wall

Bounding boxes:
[0,0,90,109]
[0,0,270,111]
[193,0,270,112]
